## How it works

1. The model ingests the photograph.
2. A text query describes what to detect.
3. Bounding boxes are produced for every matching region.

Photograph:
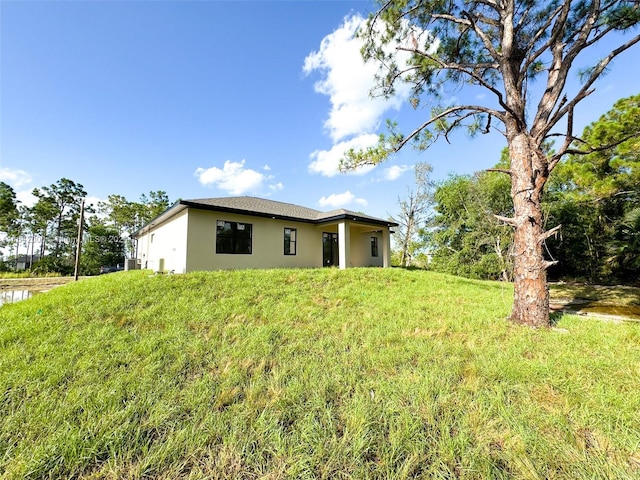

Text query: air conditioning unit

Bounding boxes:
[124,258,139,271]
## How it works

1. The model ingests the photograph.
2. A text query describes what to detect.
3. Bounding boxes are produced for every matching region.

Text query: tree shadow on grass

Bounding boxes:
[550,311,564,327]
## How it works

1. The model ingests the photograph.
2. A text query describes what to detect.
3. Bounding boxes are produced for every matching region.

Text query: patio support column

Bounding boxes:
[338,221,350,269]
[382,227,391,268]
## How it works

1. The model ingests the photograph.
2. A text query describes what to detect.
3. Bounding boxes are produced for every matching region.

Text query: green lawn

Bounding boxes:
[1,269,639,479]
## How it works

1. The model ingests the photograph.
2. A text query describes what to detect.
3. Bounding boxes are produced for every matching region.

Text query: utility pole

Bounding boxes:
[74,199,85,281]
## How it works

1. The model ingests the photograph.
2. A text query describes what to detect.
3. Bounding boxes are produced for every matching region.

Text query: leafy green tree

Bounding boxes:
[32,178,87,259]
[27,197,58,257]
[99,195,136,231]
[606,207,640,281]
[0,182,23,269]
[81,224,125,275]
[344,1,640,326]
[140,191,171,223]
[428,162,513,281]
[98,191,171,258]
[545,94,640,282]
[391,162,434,267]
[98,194,143,256]
[542,194,604,281]
[562,94,640,202]
[0,182,19,236]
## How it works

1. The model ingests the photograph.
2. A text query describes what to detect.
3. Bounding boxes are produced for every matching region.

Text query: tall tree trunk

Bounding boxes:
[401,215,414,267]
[40,229,47,257]
[494,236,510,282]
[14,237,20,272]
[509,133,551,327]
[54,213,63,258]
[29,233,35,269]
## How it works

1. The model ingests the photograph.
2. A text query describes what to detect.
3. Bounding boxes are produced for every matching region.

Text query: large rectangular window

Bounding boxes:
[371,236,379,257]
[216,220,252,254]
[284,228,297,255]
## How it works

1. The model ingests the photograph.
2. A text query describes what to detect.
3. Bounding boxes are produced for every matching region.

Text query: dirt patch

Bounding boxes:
[0,277,87,292]
[550,299,640,323]
[549,283,640,323]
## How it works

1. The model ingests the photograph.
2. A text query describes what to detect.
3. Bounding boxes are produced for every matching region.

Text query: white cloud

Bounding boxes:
[262,164,271,171]
[85,195,104,207]
[269,182,284,192]
[303,14,417,143]
[383,164,411,181]
[0,167,32,188]
[308,133,379,177]
[84,195,108,218]
[195,160,267,195]
[0,167,35,207]
[16,190,37,207]
[318,190,367,209]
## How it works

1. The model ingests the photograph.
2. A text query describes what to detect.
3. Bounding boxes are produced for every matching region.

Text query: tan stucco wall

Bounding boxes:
[349,228,384,267]
[185,209,324,271]
[135,207,393,272]
[137,209,188,273]
[316,221,387,268]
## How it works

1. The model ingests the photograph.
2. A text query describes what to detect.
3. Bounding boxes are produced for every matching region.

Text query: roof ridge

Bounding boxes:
[134,196,397,237]
[184,196,323,212]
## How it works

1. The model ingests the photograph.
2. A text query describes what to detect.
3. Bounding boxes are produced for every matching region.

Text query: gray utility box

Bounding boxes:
[124,258,140,271]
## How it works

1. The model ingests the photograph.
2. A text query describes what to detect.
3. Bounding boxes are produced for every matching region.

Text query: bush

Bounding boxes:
[31,256,74,276]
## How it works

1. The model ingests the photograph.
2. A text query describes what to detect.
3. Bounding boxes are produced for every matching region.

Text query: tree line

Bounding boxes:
[0,181,171,275]
[394,94,640,286]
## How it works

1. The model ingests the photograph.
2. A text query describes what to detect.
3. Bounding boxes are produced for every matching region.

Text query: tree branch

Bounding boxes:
[391,105,505,152]
[533,2,634,140]
[460,10,501,60]
[556,129,640,157]
[430,13,471,27]
[494,214,518,227]
[469,0,498,8]
[396,46,507,110]
[539,224,562,243]
[529,2,574,138]
[483,113,492,134]
[521,5,566,76]
[487,168,512,176]
[544,33,640,139]
[548,104,576,172]
[368,0,394,38]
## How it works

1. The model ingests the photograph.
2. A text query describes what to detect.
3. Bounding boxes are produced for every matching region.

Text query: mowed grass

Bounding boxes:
[1,269,639,479]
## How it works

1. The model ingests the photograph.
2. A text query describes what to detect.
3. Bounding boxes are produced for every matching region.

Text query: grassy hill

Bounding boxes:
[1,269,639,479]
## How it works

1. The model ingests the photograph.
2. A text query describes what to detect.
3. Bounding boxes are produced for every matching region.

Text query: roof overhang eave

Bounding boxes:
[317,213,399,228]
[179,200,319,224]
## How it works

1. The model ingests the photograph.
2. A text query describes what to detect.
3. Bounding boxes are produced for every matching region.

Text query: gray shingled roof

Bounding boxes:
[181,196,397,226]
[133,196,397,237]
[182,196,323,221]
[319,208,392,224]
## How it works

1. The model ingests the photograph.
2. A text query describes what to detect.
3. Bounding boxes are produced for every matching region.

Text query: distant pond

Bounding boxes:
[0,289,42,307]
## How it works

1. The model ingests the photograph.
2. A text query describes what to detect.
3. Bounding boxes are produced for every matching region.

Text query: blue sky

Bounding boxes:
[1,1,639,220]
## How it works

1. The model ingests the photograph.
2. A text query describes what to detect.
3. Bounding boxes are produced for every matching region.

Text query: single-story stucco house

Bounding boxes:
[132,196,398,273]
